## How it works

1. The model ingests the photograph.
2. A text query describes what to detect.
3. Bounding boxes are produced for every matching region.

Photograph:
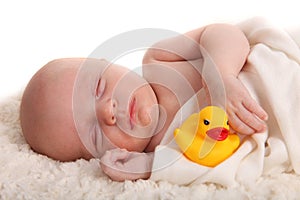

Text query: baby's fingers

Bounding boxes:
[243,98,268,121]
[227,103,267,135]
[228,110,254,135]
[237,104,267,133]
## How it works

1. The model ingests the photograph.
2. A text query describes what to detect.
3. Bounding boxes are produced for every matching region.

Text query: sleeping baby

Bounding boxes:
[20,21,271,183]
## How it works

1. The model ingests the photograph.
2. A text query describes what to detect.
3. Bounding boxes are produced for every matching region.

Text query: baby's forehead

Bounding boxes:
[74,58,110,75]
[38,58,104,88]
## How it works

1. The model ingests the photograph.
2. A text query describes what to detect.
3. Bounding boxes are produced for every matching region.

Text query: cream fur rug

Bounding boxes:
[1,94,300,199]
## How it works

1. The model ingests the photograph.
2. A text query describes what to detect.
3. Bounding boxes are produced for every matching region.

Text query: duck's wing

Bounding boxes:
[174,113,199,152]
[198,136,217,159]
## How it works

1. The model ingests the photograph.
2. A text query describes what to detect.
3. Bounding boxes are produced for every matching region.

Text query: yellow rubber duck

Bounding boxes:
[174,106,240,167]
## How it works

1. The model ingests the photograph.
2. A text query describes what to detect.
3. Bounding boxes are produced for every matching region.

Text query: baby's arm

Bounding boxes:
[143,24,268,134]
[100,148,153,181]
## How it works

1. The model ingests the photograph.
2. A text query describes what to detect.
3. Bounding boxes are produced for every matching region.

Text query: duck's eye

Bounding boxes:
[227,121,229,125]
[203,119,210,125]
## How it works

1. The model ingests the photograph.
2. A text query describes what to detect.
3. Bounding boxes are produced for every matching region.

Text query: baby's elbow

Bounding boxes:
[142,49,158,65]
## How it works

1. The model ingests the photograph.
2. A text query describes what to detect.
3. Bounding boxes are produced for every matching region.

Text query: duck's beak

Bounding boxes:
[206,128,229,141]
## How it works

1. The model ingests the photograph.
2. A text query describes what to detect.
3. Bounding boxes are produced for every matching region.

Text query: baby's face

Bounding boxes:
[20,58,159,161]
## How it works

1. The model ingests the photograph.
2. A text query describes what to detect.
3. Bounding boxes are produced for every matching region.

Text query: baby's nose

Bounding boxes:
[99,98,117,125]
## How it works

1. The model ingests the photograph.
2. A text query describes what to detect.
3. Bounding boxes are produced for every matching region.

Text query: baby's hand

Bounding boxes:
[100,148,154,181]
[222,75,268,134]
[202,73,268,135]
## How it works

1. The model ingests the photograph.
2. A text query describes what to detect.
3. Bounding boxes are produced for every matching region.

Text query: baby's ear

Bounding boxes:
[100,148,153,181]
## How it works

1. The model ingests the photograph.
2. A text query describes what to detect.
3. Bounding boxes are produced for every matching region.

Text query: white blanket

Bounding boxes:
[150,17,300,187]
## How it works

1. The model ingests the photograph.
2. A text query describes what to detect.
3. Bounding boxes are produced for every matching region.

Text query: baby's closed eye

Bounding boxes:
[96,78,106,99]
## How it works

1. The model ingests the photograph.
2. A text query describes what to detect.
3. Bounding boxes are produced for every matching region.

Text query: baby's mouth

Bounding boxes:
[129,97,136,130]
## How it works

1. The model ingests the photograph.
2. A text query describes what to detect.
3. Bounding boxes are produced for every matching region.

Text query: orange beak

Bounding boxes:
[206,127,229,141]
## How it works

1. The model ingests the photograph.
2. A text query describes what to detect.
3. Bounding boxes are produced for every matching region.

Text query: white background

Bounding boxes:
[0,0,299,99]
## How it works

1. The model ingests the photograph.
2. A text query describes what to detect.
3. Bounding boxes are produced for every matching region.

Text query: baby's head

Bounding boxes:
[20,58,159,161]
